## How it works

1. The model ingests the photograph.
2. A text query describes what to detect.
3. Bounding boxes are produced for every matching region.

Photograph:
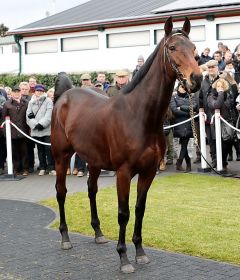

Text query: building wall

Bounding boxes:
[0,45,19,74]
[2,15,240,74]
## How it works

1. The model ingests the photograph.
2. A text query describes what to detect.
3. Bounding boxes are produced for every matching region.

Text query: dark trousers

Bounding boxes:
[0,135,6,169]
[179,137,190,162]
[27,139,35,169]
[74,154,86,172]
[222,140,232,167]
[34,136,55,171]
[12,138,29,172]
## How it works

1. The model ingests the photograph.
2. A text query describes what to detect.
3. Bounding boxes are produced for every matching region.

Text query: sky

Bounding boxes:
[1,0,89,30]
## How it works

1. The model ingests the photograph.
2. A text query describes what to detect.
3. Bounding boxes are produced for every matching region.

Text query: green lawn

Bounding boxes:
[41,174,240,265]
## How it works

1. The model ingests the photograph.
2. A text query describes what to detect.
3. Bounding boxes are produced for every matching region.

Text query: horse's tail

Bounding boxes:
[54,72,73,104]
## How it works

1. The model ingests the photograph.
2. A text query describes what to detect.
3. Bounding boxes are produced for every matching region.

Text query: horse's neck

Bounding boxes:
[128,57,175,132]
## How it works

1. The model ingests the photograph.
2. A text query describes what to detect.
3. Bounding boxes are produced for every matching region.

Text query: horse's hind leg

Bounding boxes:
[55,153,73,250]
[132,170,156,264]
[87,166,107,244]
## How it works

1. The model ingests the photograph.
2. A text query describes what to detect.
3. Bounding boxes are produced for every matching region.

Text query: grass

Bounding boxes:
[41,174,240,265]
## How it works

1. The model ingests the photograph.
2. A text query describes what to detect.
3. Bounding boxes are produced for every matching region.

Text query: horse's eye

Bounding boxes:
[169,45,176,51]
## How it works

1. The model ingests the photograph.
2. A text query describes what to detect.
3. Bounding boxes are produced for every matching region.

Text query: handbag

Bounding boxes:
[221,121,235,141]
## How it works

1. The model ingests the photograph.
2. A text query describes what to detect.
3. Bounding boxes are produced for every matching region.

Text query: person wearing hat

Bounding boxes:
[94,81,104,91]
[26,84,56,176]
[107,70,129,97]
[132,55,145,78]
[2,85,30,176]
[198,59,220,168]
[80,73,93,88]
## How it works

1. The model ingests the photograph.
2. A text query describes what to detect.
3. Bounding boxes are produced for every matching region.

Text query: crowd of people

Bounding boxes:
[0,42,240,177]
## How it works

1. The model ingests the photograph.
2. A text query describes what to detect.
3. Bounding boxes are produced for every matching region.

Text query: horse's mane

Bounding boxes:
[122,29,188,94]
[54,72,73,104]
[122,43,161,94]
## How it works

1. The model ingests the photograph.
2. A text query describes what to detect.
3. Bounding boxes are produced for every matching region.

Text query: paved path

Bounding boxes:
[0,161,239,279]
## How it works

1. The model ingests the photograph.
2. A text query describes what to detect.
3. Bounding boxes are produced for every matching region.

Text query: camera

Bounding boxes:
[28,112,35,119]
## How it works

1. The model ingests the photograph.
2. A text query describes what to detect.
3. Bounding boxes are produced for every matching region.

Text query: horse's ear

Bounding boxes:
[182,17,191,35]
[164,17,173,36]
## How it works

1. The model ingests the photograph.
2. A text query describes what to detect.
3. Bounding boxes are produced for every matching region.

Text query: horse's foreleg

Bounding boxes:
[116,167,134,273]
[55,157,72,250]
[132,170,156,264]
[87,166,107,244]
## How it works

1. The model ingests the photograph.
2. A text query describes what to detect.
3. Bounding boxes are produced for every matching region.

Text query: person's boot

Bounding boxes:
[228,150,233,161]
[159,160,166,171]
[185,158,192,172]
[193,157,201,164]
[176,159,184,171]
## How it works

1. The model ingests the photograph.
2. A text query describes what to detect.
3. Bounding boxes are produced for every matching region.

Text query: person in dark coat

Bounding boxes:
[198,47,212,66]
[132,55,145,78]
[207,78,238,170]
[0,94,7,174]
[170,84,198,172]
[2,85,29,175]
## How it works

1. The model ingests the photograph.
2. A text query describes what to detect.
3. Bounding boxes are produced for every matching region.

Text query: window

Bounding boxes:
[107,31,150,48]
[12,44,19,53]
[154,25,205,44]
[25,39,58,54]
[217,22,240,40]
[61,35,98,51]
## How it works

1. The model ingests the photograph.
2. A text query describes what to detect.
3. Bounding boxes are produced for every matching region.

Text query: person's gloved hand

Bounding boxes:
[35,123,44,130]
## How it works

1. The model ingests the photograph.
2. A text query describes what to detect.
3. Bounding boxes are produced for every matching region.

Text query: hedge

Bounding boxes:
[0,72,113,90]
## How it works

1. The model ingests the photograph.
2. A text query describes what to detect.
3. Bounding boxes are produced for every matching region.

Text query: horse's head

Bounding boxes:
[163,17,202,92]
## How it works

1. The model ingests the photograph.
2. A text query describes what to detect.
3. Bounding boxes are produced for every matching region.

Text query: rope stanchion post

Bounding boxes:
[0,116,24,181]
[5,116,13,175]
[198,109,211,173]
[214,109,223,172]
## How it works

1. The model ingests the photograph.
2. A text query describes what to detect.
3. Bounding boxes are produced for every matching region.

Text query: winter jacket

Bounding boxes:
[170,92,197,138]
[2,97,29,139]
[198,53,212,65]
[199,74,220,124]
[0,95,6,137]
[207,88,238,124]
[26,94,53,137]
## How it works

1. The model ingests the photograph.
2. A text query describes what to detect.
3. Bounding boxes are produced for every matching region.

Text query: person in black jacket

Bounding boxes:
[170,84,198,172]
[198,47,212,66]
[207,78,238,170]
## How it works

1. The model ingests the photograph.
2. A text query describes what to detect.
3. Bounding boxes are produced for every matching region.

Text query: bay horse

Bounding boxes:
[51,17,202,273]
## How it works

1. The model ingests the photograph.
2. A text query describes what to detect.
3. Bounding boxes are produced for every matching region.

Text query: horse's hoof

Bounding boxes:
[136,255,150,264]
[95,235,108,244]
[120,264,135,274]
[61,241,73,250]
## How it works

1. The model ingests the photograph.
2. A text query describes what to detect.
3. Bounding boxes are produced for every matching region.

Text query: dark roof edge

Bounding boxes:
[7,6,240,37]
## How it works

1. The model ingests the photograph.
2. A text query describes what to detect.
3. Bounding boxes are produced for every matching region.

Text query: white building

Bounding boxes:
[2,0,240,75]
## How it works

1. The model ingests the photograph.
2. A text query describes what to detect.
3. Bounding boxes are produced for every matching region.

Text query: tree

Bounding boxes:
[0,24,9,37]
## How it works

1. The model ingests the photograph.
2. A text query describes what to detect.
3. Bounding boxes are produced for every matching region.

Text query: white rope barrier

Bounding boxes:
[10,122,51,146]
[1,113,238,177]
[164,114,199,130]
[220,116,240,133]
